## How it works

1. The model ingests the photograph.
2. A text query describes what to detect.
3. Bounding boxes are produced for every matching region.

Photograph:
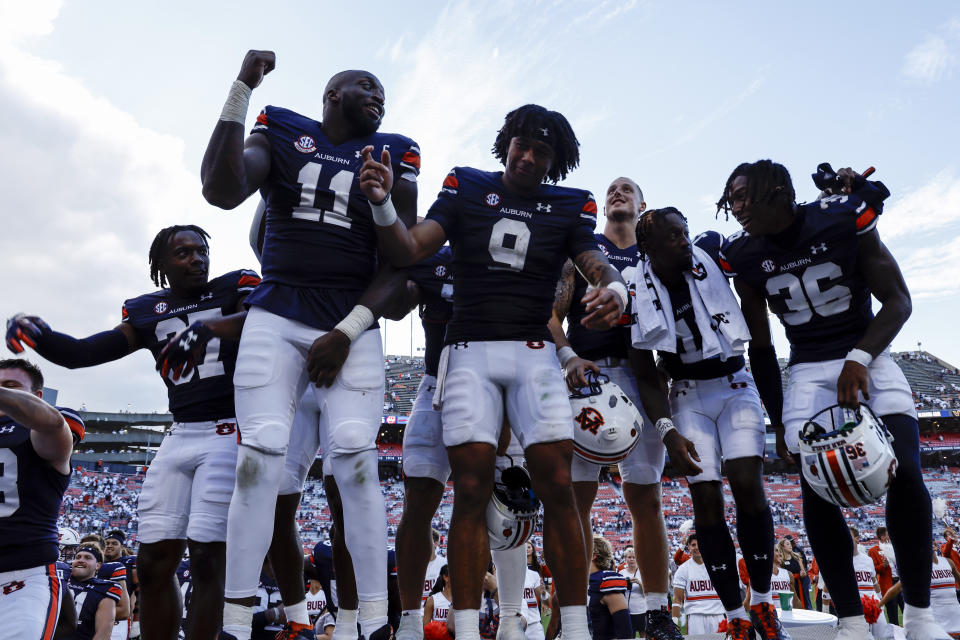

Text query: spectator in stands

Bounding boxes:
[868,527,898,625]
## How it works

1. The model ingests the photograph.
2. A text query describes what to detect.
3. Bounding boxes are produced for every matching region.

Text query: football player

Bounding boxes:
[363,104,627,640]
[201,50,419,640]
[718,160,945,640]
[104,531,138,640]
[0,358,80,639]
[79,535,131,638]
[587,535,633,640]
[6,224,260,640]
[547,177,683,640]
[626,208,782,639]
[68,546,122,640]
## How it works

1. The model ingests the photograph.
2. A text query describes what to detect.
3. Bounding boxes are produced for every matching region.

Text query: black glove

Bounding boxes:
[156,321,214,381]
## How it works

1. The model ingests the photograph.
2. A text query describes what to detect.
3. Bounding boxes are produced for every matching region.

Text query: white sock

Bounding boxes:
[223,602,254,640]
[749,588,774,605]
[839,615,868,627]
[396,611,424,639]
[726,606,749,620]
[645,592,668,611]
[453,609,481,640]
[332,608,359,640]
[903,603,934,621]
[559,605,588,637]
[359,599,388,637]
[491,545,526,618]
[285,598,309,625]
[224,446,284,597]
[331,451,388,602]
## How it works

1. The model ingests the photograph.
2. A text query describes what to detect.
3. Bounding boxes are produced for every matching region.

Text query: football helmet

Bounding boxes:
[569,372,642,465]
[59,526,81,561]
[798,403,897,508]
[486,465,539,551]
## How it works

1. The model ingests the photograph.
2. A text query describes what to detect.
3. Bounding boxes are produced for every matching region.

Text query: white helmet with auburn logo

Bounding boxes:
[798,403,897,508]
[569,372,642,465]
[486,465,540,551]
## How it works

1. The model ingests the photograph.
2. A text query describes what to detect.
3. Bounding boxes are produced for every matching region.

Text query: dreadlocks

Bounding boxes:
[635,207,687,260]
[492,104,580,183]
[716,159,795,220]
[148,225,210,288]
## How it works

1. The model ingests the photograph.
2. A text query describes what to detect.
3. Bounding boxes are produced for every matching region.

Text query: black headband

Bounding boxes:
[77,546,103,563]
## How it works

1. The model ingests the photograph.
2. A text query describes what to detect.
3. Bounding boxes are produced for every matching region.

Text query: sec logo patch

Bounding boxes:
[154,302,168,314]
[294,135,317,153]
[435,265,447,278]
[484,192,501,207]
[761,259,776,273]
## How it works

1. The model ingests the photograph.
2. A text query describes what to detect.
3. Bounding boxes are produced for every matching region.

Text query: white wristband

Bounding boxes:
[655,417,677,441]
[557,346,578,368]
[370,193,398,226]
[219,80,252,124]
[605,281,629,310]
[846,348,873,368]
[334,305,374,343]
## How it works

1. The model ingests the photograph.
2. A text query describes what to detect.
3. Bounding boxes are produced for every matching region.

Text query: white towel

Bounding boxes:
[630,245,751,359]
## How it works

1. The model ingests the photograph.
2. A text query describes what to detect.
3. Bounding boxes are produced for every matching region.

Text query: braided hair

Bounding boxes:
[635,207,687,260]
[492,104,580,183]
[148,225,210,288]
[716,159,795,220]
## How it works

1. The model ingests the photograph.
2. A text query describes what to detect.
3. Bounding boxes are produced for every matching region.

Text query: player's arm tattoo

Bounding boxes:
[552,259,577,323]
[573,249,623,289]
[856,229,912,357]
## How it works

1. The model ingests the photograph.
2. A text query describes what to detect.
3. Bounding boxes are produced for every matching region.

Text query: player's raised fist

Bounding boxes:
[358,145,394,204]
[237,50,276,89]
[6,313,49,354]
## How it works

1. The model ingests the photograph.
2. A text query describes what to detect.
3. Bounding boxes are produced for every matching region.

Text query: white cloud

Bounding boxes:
[881,169,960,239]
[897,235,960,300]
[902,35,955,83]
[0,0,61,42]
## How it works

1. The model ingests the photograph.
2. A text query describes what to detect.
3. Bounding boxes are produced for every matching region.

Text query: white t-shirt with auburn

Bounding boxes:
[423,555,447,604]
[771,567,793,609]
[673,559,724,615]
[523,569,542,624]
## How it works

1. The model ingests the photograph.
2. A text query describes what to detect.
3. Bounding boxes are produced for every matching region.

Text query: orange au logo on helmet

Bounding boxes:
[575,407,604,435]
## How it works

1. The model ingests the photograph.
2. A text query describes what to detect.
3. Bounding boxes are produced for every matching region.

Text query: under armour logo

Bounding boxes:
[453,342,469,350]
[178,330,199,350]
[710,564,727,571]
[200,292,213,301]
[540,127,549,136]
[752,554,768,560]
[811,242,828,254]
[536,202,552,213]
[355,150,362,158]
[0,425,16,434]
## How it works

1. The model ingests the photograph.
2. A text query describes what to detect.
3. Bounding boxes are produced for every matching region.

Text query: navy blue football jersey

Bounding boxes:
[252,571,284,639]
[97,560,126,585]
[68,576,122,640]
[426,167,599,343]
[56,560,71,581]
[567,234,639,360]
[588,570,629,640]
[720,183,889,365]
[656,231,744,379]
[407,247,454,376]
[121,269,259,422]
[247,105,420,330]
[0,408,79,571]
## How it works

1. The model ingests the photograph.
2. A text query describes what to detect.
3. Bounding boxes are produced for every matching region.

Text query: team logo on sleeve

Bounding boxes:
[294,135,317,153]
[435,265,448,278]
[484,192,501,207]
[761,259,776,273]
[154,302,168,314]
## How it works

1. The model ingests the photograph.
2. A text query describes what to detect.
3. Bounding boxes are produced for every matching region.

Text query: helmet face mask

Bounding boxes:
[798,403,897,508]
[486,465,540,551]
[58,527,81,562]
[569,372,643,465]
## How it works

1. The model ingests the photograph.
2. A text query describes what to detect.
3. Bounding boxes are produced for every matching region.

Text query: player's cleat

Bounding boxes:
[362,624,393,640]
[749,603,788,640]
[496,613,526,640]
[726,617,757,640]
[903,606,952,640]
[275,621,317,640]
[646,608,685,640]
[834,616,871,640]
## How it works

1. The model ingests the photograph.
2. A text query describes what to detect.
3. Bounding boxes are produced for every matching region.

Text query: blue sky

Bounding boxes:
[1,0,958,411]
